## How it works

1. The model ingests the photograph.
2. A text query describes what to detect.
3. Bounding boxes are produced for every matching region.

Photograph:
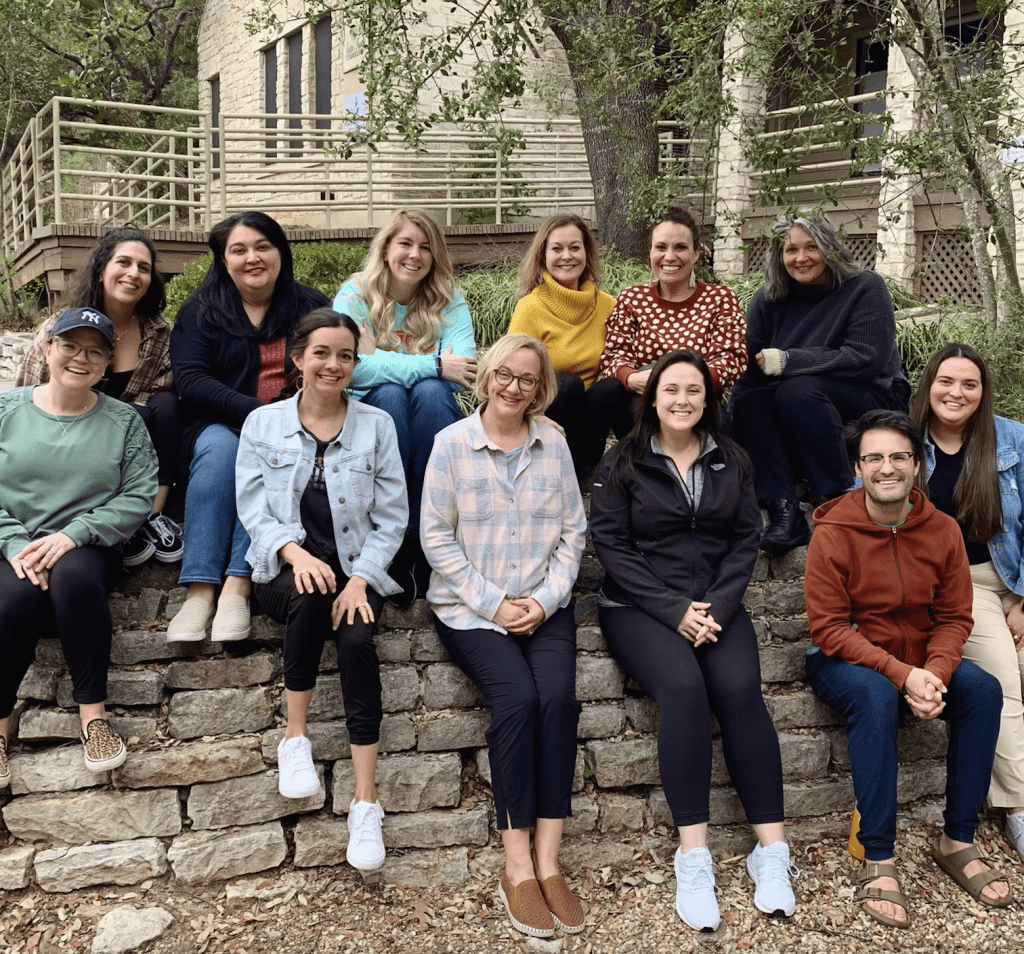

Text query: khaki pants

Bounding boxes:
[962,562,1024,807]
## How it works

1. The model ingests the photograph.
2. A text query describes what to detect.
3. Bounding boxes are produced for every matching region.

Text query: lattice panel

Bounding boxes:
[917,231,984,306]
[745,234,877,274]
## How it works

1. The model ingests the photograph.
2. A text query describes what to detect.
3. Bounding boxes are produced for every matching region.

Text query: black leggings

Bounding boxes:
[130,390,180,487]
[0,546,121,718]
[545,373,626,468]
[600,603,784,827]
[252,555,385,746]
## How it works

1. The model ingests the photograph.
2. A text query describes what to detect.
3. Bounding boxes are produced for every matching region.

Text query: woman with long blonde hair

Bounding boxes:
[334,209,477,604]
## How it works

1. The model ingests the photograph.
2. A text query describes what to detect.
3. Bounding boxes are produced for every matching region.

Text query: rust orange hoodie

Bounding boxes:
[805,487,972,689]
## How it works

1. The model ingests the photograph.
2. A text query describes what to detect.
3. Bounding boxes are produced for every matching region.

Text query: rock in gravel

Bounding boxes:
[91,905,174,954]
[526,938,563,954]
[0,845,35,889]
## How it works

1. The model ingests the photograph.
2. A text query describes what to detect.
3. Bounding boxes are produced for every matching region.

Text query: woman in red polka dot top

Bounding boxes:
[593,209,747,441]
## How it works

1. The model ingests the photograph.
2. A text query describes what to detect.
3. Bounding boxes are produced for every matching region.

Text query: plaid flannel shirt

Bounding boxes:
[16,313,173,404]
[421,408,587,632]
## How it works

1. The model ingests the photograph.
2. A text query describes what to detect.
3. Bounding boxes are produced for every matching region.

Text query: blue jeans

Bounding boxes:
[179,424,251,584]
[361,378,461,533]
[805,649,1002,859]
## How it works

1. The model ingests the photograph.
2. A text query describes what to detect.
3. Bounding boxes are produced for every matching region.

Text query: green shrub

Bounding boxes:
[163,242,367,320]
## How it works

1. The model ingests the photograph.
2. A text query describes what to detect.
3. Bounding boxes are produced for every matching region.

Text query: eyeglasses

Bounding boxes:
[493,368,539,392]
[857,451,916,467]
[53,337,111,364]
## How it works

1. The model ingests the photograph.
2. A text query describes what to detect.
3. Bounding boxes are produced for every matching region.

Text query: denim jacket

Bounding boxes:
[922,415,1024,596]
[236,391,408,594]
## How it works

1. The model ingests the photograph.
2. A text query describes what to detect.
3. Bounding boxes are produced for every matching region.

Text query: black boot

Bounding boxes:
[761,498,811,554]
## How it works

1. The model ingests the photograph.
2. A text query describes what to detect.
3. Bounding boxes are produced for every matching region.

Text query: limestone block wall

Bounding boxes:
[0,542,949,894]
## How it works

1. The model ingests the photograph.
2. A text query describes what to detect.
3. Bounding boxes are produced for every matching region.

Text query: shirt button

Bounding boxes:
[271,458,278,465]
[338,496,345,504]
[342,526,349,533]
[347,554,354,562]
[366,462,372,471]
[511,564,517,569]
[333,466,338,473]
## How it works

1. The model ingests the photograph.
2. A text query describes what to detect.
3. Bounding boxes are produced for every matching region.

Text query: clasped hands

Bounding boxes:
[678,600,721,647]
[493,597,545,634]
[903,667,946,720]
[10,532,76,590]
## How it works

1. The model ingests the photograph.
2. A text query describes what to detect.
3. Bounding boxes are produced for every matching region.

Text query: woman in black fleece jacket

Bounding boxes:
[590,349,794,932]
[728,212,910,553]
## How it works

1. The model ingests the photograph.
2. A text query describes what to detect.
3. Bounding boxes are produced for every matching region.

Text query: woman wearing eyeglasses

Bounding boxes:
[421,332,587,939]
[911,343,1024,864]
[0,308,158,789]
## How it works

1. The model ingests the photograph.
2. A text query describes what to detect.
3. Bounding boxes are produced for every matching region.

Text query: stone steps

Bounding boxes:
[0,537,951,894]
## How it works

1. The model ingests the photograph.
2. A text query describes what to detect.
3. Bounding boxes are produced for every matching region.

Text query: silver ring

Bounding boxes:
[48,547,57,554]
[358,602,370,608]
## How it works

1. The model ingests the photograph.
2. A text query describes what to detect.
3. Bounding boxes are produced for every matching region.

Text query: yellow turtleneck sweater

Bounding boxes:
[508,272,615,388]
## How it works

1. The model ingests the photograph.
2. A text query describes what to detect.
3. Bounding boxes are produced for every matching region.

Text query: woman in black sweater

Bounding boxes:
[728,212,910,553]
[590,349,794,933]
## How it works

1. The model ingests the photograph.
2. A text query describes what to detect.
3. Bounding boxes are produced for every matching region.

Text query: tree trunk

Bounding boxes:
[548,5,659,259]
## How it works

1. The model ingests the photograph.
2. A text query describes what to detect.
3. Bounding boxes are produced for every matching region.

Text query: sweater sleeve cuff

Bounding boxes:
[615,366,638,387]
[883,658,914,690]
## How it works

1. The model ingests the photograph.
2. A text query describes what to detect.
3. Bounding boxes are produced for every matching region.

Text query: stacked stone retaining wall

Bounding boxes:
[0,537,950,894]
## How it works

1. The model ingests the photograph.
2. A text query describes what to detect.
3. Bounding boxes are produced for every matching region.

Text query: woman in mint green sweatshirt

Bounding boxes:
[0,307,157,788]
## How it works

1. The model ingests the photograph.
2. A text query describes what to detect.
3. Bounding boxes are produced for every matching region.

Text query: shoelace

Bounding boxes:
[678,856,714,890]
[351,806,381,845]
[756,852,801,884]
[148,514,180,546]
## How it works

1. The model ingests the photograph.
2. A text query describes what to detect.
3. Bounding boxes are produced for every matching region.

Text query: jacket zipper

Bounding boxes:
[890,527,910,661]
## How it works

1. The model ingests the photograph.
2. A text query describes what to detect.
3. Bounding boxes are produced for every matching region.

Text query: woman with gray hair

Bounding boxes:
[728,212,910,554]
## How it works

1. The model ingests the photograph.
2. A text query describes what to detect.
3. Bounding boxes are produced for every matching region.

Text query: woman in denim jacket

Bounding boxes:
[911,343,1024,862]
[236,308,407,873]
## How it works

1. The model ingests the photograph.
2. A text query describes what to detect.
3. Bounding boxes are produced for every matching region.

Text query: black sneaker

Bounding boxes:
[145,513,184,563]
[122,524,156,567]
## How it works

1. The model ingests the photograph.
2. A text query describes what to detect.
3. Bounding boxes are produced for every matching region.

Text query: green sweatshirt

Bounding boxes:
[0,388,157,560]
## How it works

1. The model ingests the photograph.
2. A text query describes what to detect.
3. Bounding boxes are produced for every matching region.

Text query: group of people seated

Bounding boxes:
[1,205,1023,937]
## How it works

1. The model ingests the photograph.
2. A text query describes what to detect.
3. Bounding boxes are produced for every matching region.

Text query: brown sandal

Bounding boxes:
[855,861,910,929]
[931,836,1013,908]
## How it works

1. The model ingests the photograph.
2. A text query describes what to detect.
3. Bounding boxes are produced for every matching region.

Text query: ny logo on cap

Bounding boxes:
[81,309,104,324]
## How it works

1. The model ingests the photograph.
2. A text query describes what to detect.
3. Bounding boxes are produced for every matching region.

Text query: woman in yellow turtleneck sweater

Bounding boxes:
[509,215,616,470]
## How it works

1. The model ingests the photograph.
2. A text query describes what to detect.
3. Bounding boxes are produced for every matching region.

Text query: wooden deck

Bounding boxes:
[11,222,546,299]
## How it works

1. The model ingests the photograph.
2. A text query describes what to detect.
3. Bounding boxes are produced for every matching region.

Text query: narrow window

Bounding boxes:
[264,47,278,159]
[315,17,332,131]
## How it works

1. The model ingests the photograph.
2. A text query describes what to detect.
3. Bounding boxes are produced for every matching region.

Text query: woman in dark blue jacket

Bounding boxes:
[590,349,794,932]
[168,212,329,643]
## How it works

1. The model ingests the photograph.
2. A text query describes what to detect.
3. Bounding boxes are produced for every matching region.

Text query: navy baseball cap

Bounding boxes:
[50,307,115,348]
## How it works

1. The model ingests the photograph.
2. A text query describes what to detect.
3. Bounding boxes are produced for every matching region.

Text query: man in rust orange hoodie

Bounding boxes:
[804,409,1009,929]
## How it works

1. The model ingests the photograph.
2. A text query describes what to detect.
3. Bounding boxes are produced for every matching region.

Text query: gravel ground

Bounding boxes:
[3,806,1023,954]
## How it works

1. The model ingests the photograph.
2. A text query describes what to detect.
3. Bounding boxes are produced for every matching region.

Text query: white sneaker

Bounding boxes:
[674,846,720,932]
[277,736,321,799]
[211,594,250,642]
[1006,811,1024,863]
[166,596,212,642]
[746,841,798,916]
[347,799,386,871]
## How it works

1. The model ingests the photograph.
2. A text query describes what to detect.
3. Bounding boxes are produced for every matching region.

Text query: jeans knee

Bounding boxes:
[192,425,240,479]
[365,382,411,416]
